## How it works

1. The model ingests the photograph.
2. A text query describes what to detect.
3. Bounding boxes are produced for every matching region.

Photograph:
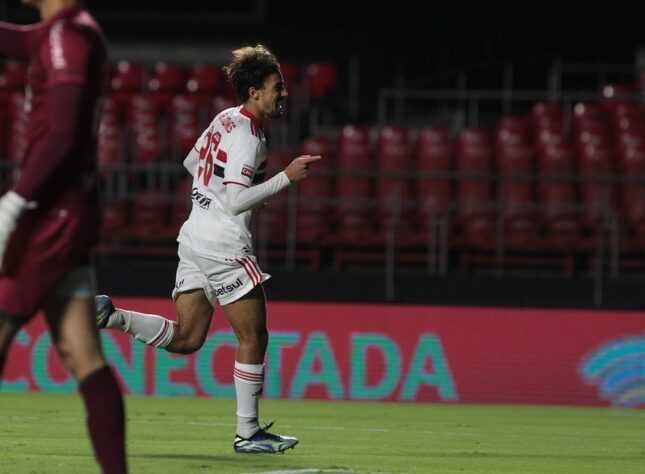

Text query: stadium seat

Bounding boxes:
[171,95,200,156]
[130,191,174,243]
[531,102,562,122]
[375,126,413,219]
[578,145,615,226]
[306,62,338,100]
[279,62,299,89]
[538,143,575,175]
[538,181,581,249]
[100,200,129,240]
[296,137,334,243]
[186,63,221,96]
[210,95,237,117]
[335,125,373,243]
[415,126,453,218]
[148,62,186,95]
[98,98,122,169]
[260,150,292,245]
[110,61,145,93]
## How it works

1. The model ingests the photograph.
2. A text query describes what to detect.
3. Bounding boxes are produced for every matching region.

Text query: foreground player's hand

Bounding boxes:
[0,191,29,268]
[284,155,322,183]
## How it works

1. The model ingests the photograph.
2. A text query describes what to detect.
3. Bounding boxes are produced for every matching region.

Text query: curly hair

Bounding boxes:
[223,44,280,102]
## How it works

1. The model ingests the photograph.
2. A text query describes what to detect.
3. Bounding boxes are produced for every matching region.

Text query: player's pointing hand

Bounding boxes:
[284,155,322,183]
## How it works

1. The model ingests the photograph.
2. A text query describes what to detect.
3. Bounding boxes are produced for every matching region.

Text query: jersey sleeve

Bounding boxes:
[223,131,262,188]
[42,23,90,87]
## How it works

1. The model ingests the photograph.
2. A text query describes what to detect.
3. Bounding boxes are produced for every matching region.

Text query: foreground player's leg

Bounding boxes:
[96,290,213,354]
[45,296,126,474]
[223,285,298,454]
[0,318,20,381]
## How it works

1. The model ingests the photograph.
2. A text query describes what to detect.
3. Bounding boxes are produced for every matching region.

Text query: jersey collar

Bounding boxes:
[240,106,262,128]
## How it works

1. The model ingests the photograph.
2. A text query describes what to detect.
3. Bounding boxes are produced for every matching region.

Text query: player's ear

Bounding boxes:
[249,86,260,101]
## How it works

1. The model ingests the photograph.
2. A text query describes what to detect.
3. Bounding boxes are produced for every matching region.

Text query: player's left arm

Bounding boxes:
[0,27,90,267]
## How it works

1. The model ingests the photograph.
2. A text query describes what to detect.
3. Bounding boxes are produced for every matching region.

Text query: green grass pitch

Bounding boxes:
[0,392,643,473]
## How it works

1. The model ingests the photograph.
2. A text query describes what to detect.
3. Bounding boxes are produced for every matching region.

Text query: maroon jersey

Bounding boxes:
[9,5,108,211]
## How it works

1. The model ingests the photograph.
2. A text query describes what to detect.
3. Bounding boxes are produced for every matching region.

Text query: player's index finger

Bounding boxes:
[302,155,322,163]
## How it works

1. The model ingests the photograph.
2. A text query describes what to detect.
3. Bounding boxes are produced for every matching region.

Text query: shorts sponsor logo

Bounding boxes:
[241,165,255,179]
[191,187,212,210]
[214,278,243,297]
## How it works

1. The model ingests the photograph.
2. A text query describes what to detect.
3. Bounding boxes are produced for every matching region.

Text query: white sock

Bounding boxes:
[107,308,175,349]
[234,362,264,438]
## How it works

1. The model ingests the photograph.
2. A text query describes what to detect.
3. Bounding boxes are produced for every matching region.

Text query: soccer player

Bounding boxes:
[0,1,127,472]
[96,44,320,454]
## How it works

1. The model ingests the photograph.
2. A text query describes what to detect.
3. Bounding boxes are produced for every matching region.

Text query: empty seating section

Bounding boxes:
[1,57,644,272]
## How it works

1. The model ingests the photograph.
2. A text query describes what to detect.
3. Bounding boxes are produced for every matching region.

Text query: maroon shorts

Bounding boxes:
[0,206,98,324]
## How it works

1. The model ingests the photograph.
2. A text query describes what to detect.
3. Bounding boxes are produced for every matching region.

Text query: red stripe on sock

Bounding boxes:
[234,368,264,382]
[148,320,169,347]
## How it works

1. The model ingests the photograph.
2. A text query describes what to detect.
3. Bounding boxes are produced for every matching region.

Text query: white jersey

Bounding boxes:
[178,106,290,259]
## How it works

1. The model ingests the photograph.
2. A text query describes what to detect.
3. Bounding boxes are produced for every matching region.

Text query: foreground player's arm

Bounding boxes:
[225,155,321,215]
[0,21,40,58]
[13,26,90,202]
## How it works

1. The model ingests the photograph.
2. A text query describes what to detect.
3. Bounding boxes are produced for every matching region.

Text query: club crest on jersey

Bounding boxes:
[241,165,255,179]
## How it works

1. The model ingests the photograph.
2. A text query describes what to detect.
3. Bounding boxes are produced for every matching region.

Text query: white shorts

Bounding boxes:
[54,265,97,298]
[172,243,271,306]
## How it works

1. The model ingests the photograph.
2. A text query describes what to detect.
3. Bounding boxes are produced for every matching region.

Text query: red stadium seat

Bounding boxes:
[619,146,645,175]
[260,150,292,245]
[457,127,491,151]
[532,102,562,122]
[171,95,200,156]
[578,145,615,226]
[306,62,338,100]
[100,200,129,241]
[130,191,174,242]
[335,125,373,243]
[148,62,186,95]
[279,62,299,89]
[375,126,413,218]
[210,95,237,117]
[536,126,567,151]
[498,143,534,174]
[415,127,453,218]
[186,63,221,96]
[110,61,145,93]
[296,137,334,243]
[539,143,575,175]
[539,182,581,249]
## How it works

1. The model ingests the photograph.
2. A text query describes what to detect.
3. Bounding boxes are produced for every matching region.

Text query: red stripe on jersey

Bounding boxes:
[223,181,249,188]
[217,149,228,163]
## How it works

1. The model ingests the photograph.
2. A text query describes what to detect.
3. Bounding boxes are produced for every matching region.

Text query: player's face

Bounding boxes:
[258,72,288,119]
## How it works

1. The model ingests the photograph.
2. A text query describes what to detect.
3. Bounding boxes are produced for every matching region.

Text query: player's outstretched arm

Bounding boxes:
[284,155,322,183]
[0,21,39,58]
[225,155,322,215]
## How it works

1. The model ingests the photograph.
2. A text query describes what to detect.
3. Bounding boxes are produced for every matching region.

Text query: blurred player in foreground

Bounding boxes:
[96,44,320,454]
[0,0,127,472]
